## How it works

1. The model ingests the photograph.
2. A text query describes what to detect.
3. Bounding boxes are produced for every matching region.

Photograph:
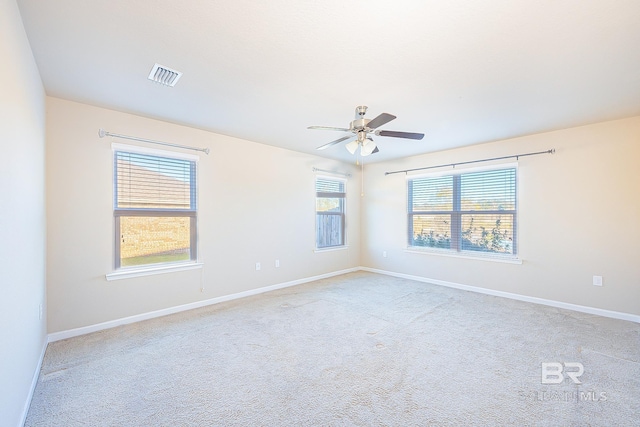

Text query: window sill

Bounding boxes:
[405,248,522,264]
[105,262,204,281]
[314,245,349,253]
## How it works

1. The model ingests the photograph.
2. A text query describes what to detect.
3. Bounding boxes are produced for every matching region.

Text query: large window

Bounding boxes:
[408,166,517,257]
[114,146,198,269]
[316,177,346,249]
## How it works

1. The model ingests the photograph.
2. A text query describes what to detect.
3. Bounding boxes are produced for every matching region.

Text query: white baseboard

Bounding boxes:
[48,267,360,343]
[360,267,640,324]
[20,336,47,427]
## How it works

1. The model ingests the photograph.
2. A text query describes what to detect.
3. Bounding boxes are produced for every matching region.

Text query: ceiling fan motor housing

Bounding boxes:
[351,118,371,132]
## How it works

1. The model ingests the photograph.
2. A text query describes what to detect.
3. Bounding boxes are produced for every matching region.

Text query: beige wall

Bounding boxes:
[0,0,47,424]
[45,100,640,335]
[362,116,640,316]
[46,97,361,333]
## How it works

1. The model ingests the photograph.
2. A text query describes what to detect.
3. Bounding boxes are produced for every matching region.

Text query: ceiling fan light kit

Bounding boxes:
[345,139,359,155]
[361,138,377,156]
[308,106,425,156]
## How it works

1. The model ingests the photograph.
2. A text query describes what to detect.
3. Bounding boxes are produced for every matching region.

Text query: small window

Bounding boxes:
[316,177,346,249]
[408,166,517,257]
[114,147,198,269]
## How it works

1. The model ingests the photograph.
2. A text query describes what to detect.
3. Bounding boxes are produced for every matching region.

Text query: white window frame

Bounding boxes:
[315,175,347,250]
[406,163,519,262]
[110,143,200,272]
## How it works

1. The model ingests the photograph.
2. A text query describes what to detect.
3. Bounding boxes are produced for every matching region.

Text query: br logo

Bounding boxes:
[541,362,584,384]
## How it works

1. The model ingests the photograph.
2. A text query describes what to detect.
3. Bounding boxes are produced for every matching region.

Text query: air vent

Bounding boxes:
[148,63,182,87]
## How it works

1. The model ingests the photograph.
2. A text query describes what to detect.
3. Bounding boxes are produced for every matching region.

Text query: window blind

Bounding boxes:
[410,175,453,212]
[460,169,516,211]
[408,167,517,256]
[115,151,196,210]
[316,177,345,195]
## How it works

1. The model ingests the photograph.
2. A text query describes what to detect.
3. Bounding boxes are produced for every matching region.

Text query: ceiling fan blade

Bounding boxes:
[345,139,359,154]
[308,126,351,132]
[367,113,396,129]
[371,146,379,154]
[316,136,352,150]
[376,130,425,140]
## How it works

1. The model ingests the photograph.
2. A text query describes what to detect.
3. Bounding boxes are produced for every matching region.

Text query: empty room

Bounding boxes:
[2,0,639,426]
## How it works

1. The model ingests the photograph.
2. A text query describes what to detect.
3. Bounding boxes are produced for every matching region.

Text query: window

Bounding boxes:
[316,177,346,249]
[408,166,517,257]
[114,147,198,269]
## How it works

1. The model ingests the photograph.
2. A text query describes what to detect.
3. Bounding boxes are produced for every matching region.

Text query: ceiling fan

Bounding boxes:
[308,106,424,156]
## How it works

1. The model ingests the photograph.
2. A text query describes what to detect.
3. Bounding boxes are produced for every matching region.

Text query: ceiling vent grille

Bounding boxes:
[148,63,182,87]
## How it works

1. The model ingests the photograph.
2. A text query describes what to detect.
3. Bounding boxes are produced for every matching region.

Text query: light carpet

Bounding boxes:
[26,272,640,426]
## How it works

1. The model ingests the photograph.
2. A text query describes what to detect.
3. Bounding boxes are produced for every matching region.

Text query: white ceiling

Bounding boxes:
[17,0,640,163]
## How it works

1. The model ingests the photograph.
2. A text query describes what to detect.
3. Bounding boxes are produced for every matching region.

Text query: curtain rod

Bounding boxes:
[312,167,352,177]
[98,129,210,154]
[384,149,555,176]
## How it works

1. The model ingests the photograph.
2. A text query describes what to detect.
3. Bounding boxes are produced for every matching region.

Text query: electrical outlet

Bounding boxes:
[383,251,387,258]
[256,262,261,271]
[593,275,603,286]
[275,259,280,268]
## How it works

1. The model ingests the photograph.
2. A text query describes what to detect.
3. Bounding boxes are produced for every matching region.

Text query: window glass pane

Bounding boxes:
[408,167,517,256]
[461,214,514,254]
[410,214,452,249]
[316,177,345,248]
[116,151,195,210]
[316,197,343,212]
[120,216,191,267]
[316,213,343,248]
[460,169,515,211]
[410,176,453,211]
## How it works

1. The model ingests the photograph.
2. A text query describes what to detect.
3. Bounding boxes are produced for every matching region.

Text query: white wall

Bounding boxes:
[362,116,640,316]
[46,97,361,333]
[0,0,47,425]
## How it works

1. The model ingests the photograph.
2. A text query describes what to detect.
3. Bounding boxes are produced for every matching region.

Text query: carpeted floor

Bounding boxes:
[26,272,640,426]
